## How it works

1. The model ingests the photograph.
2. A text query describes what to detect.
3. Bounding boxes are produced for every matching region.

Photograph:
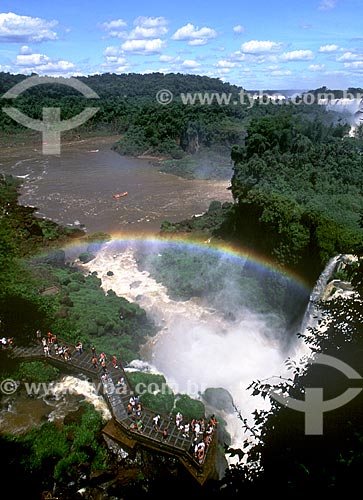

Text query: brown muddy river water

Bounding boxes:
[0,135,232,235]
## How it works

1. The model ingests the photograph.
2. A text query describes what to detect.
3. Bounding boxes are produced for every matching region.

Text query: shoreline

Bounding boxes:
[0,131,122,165]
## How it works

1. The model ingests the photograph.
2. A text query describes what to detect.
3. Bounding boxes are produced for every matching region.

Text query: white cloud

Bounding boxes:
[271,69,292,76]
[0,64,11,72]
[241,40,282,53]
[337,51,362,61]
[19,45,32,55]
[101,19,127,30]
[101,55,130,72]
[280,50,314,61]
[181,59,201,68]
[343,61,363,69]
[309,64,325,71]
[121,38,166,55]
[319,44,339,52]
[0,12,58,43]
[129,25,168,39]
[15,52,75,75]
[215,60,237,68]
[159,55,180,63]
[103,46,123,57]
[16,53,51,66]
[100,19,128,39]
[104,56,127,65]
[230,51,247,62]
[171,23,217,45]
[129,16,168,39]
[318,0,338,11]
[134,16,168,28]
[233,25,245,34]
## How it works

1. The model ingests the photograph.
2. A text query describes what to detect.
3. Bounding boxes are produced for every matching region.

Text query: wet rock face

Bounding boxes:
[201,387,235,414]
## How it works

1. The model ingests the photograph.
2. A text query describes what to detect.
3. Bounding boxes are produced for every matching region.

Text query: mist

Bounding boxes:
[79,239,310,451]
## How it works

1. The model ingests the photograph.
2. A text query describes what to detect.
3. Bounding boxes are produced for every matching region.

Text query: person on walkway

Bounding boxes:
[162,427,168,440]
[91,356,98,369]
[117,376,125,391]
[101,358,107,374]
[153,414,161,431]
[137,419,143,433]
[112,355,118,368]
[75,341,83,355]
[135,402,142,418]
[175,411,183,428]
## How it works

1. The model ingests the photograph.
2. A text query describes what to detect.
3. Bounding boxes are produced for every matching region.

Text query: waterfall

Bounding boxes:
[79,241,310,459]
[318,97,363,135]
[299,254,341,336]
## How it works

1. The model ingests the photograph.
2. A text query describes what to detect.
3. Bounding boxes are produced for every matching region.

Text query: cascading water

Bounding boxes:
[319,97,363,135]
[0,375,111,435]
[299,254,341,337]
[79,240,310,457]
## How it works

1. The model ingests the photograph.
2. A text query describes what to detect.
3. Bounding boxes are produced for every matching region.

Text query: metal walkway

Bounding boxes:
[9,340,217,484]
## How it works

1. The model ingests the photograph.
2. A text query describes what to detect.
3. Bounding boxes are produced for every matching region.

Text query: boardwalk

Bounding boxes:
[9,339,218,485]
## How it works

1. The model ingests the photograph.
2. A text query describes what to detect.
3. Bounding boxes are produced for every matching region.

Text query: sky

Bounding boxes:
[0,0,362,90]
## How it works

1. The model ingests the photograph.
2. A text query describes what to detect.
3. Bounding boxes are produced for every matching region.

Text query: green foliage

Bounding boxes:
[15,361,60,383]
[21,422,69,472]
[127,371,175,414]
[15,403,108,485]
[173,394,205,421]
[78,251,95,263]
[227,109,363,281]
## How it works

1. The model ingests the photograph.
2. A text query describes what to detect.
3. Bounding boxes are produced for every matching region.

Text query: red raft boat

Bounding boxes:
[113,192,128,199]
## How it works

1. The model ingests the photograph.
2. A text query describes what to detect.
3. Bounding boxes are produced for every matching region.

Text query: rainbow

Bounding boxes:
[56,231,312,294]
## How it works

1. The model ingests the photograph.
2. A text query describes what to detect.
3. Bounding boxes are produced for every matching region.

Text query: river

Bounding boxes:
[0,135,232,235]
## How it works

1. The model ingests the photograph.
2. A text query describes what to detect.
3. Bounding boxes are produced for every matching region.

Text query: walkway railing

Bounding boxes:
[8,339,216,475]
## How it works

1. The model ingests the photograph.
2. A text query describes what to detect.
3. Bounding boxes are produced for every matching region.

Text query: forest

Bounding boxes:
[1,71,363,497]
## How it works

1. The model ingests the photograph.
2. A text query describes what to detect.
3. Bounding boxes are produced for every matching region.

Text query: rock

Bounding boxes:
[202,387,235,414]
[89,469,115,486]
[33,249,66,267]
[78,252,95,263]
[63,406,87,426]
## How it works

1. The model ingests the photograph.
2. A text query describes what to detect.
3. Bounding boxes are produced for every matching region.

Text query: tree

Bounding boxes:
[221,257,363,494]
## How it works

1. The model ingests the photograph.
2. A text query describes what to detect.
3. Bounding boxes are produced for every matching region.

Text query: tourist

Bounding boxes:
[75,341,83,355]
[117,376,125,391]
[137,419,143,433]
[135,402,142,418]
[182,422,190,438]
[112,355,118,368]
[153,414,161,431]
[175,411,183,428]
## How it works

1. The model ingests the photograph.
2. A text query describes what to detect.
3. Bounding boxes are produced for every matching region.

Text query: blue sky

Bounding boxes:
[0,0,362,89]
